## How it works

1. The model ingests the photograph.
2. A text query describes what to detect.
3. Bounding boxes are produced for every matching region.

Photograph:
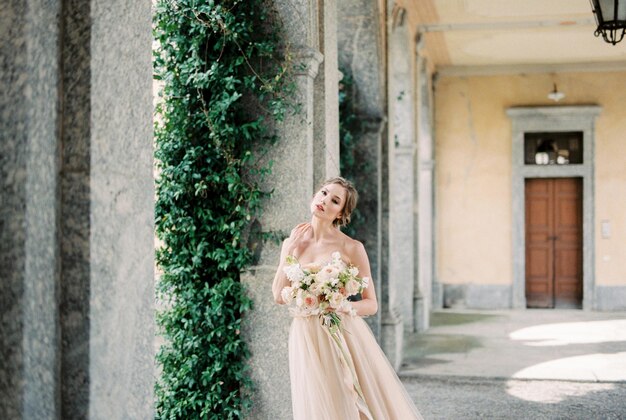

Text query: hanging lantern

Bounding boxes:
[590,0,626,44]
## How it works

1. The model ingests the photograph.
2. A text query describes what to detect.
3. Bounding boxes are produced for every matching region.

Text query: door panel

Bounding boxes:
[553,178,583,307]
[525,178,582,308]
[525,179,554,308]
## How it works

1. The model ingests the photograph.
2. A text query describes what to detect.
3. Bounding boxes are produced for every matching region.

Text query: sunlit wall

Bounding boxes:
[435,71,626,308]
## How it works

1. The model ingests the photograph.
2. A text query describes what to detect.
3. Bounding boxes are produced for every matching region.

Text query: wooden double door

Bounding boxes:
[525,178,583,308]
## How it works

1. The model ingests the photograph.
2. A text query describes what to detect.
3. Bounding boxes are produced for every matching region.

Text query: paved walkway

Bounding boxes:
[398,310,626,419]
[400,309,626,382]
[402,375,626,419]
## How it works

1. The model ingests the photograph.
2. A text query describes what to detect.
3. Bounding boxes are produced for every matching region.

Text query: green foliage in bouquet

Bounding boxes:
[153,0,293,417]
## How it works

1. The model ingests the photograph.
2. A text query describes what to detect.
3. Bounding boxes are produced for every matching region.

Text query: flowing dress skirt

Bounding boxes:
[289,315,423,420]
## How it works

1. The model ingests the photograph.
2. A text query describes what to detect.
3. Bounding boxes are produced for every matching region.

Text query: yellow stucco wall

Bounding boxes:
[435,71,626,287]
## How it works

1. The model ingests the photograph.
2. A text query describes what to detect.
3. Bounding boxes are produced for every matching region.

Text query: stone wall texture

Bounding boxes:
[337,0,388,341]
[242,1,343,418]
[89,0,155,418]
[0,0,154,418]
[1,1,62,417]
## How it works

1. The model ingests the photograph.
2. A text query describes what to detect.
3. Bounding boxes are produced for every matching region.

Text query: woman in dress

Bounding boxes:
[272,177,422,420]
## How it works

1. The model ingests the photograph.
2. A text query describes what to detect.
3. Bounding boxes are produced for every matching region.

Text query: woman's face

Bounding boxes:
[310,183,347,225]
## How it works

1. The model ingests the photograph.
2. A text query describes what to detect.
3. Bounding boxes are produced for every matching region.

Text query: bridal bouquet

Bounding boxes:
[281,252,369,333]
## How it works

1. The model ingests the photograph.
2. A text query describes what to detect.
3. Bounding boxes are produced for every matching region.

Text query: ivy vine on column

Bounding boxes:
[153,0,292,417]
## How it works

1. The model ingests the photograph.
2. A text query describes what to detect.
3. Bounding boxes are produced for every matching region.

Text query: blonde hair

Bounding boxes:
[320,177,358,227]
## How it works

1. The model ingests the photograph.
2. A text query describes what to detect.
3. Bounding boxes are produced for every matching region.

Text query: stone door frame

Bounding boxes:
[507,106,601,310]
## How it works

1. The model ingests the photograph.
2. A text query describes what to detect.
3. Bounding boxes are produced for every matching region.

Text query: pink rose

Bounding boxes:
[302,262,322,274]
[302,292,319,309]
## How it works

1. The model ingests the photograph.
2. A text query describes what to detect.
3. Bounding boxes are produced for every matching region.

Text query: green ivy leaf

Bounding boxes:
[154,0,295,418]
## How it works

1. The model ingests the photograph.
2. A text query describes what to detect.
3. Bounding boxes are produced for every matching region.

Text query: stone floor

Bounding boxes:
[399,309,626,419]
[403,375,626,420]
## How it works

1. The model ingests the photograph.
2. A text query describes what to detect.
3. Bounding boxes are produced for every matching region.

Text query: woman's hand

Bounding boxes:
[286,222,311,256]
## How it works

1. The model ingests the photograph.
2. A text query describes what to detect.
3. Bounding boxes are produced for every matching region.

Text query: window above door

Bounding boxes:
[524,131,583,165]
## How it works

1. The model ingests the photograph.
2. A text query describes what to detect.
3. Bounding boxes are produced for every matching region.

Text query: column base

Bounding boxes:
[380,308,404,371]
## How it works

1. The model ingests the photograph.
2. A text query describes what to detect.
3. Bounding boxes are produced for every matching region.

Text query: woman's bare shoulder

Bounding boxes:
[340,233,366,261]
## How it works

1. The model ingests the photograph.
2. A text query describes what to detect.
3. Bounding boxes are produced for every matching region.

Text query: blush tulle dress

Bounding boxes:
[288,300,423,419]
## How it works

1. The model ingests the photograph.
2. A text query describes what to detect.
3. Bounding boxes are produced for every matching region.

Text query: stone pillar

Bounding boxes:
[89,1,154,417]
[0,1,154,418]
[1,1,61,417]
[337,0,386,341]
[387,6,415,344]
[241,48,322,420]
[241,1,325,419]
[314,0,341,187]
[414,37,435,331]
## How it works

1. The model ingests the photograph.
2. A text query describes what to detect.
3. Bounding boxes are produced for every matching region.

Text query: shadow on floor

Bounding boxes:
[429,311,502,327]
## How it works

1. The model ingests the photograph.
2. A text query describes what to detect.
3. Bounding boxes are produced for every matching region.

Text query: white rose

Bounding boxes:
[329,291,344,309]
[339,300,356,316]
[283,264,305,282]
[345,279,360,296]
[308,281,322,296]
[348,266,359,277]
[362,276,370,289]
[318,265,340,284]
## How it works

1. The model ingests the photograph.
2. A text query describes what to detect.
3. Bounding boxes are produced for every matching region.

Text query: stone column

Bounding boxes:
[241,1,324,419]
[1,1,61,417]
[0,1,154,418]
[314,0,341,186]
[337,0,386,341]
[88,1,154,417]
[387,6,416,345]
[414,37,435,331]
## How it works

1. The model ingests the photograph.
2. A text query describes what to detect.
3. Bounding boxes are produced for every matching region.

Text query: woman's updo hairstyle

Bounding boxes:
[320,177,358,227]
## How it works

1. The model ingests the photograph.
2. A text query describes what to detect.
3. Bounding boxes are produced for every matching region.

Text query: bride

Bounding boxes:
[272,177,422,420]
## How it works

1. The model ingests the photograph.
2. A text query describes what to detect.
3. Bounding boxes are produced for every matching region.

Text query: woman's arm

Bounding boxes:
[272,223,311,304]
[345,241,378,316]
[272,238,293,304]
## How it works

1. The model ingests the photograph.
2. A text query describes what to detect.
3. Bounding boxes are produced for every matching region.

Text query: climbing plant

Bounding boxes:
[153,0,291,418]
